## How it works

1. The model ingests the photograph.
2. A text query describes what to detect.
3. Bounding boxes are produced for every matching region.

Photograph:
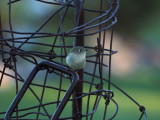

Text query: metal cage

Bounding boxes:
[0,0,147,120]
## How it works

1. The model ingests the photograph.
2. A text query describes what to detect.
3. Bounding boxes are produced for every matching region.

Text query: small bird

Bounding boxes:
[66,46,87,71]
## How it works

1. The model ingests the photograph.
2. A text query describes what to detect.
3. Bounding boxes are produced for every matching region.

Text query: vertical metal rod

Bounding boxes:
[0,14,5,86]
[72,0,84,119]
[0,14,4,59]
[8,0,19,118]
[108,27,114,90]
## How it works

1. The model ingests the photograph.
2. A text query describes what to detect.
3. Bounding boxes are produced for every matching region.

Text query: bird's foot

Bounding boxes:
[74,71,78,74]
[66,67,71,72]
[74,70,78,74]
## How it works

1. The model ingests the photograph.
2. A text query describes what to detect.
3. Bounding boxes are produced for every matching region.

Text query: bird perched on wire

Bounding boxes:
[66,46,87,72]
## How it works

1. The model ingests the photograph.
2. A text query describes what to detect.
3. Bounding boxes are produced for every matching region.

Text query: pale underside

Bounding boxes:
[66,53,86,70]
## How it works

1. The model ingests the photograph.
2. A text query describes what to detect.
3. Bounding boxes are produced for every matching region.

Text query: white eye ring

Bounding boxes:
[79,49,82,52]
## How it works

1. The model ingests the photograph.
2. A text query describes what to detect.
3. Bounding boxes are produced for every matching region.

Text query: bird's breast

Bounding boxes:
[66,53,86,69]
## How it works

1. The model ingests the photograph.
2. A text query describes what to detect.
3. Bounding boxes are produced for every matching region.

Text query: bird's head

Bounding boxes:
[70,46,87,55]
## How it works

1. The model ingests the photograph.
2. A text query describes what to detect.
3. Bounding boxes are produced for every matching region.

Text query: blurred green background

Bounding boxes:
[0,0,160,119]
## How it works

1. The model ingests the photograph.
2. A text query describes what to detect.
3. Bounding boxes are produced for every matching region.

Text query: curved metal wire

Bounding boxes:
[0,0,148,120]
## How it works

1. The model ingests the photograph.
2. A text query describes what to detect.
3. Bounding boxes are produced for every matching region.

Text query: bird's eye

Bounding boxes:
[79,49,82,52]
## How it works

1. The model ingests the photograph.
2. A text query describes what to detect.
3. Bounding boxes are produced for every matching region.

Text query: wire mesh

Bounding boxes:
[0,0,147,120]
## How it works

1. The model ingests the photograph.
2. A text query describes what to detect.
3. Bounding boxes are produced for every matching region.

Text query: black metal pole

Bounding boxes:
[72,0,84,119]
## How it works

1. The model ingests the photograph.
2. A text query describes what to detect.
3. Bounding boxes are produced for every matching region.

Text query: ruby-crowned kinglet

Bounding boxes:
[66,46,87,70]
